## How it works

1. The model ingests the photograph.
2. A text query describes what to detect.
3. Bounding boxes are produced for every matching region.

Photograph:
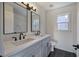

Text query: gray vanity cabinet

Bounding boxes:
[23,47,41,57]
[23,40,42,57]
[9,37,50,57]
[10,40,42,57]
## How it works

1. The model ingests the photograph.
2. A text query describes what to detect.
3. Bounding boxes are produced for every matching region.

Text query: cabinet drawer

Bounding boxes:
[22,41,42,57]
[29,40,42,50]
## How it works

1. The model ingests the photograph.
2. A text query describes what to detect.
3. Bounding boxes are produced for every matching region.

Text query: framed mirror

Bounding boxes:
[31,11,40,32]
[3,2,28,34]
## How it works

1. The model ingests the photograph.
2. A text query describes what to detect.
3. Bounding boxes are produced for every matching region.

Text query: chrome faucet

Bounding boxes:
[19,32,23,40]
[19,33,26,40]
[35,31,40,36]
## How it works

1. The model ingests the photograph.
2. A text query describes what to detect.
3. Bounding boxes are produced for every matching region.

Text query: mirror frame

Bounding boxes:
[31,11,40,32]
[3,2,28,34]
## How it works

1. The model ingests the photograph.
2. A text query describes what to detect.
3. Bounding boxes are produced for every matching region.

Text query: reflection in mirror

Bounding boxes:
[31,12,40,32]
[3,2,28,34]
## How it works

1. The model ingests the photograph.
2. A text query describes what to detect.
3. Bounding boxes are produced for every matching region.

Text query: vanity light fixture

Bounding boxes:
[21,2,36,12]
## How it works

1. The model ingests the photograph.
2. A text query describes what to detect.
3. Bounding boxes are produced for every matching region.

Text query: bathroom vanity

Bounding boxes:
[2,2,51,57]
[3,35,51,57]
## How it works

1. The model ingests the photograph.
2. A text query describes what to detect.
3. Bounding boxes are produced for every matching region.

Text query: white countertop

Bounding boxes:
[3,34,50,57]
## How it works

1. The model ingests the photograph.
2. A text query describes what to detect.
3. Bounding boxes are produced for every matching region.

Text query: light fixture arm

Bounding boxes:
[21,2,36,12]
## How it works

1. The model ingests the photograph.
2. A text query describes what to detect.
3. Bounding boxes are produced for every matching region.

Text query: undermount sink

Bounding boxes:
[35,34,45,37]
[11,34,45,46]
[11,38,34,46]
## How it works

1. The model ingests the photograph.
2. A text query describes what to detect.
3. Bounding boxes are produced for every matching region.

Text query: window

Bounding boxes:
[32,19,39,31]
[57,14,69,31]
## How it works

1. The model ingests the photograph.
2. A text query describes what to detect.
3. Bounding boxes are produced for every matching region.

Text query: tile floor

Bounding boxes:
[48,48,76,57]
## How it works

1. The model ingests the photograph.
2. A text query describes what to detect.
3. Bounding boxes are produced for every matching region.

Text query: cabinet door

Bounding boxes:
[41,38,50,57]
[23,40,42,57]
[42,44,47,57]
[22,46,35,57]
[41,39,47,57]
[23,47,41,57]
[33,46,41,57]
[47,42,51,56]
[29,42,42,57]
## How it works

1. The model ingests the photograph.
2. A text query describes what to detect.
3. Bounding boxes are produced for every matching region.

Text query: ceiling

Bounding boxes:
[37,2,74,10]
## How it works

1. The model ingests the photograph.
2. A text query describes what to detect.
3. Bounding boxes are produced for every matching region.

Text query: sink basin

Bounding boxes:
[11,38,34,46]
[11,34,45,46]
[35,34,45,38]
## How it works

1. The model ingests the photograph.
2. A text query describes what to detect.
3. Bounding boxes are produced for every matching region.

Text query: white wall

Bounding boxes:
[77,3,79,44]
[46,3,77,52]
[0,2,5,56]
[77,3,79,56]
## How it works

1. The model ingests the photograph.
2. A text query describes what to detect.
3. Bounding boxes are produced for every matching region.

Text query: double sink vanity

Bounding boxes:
[1,2,51,57]
[3,34,51,57]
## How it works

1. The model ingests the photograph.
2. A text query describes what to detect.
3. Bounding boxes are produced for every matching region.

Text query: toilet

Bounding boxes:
[50,39,57,52]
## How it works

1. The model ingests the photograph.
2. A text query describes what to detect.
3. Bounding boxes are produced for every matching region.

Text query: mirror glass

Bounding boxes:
[31,12,40,32]
[3,2,28,34]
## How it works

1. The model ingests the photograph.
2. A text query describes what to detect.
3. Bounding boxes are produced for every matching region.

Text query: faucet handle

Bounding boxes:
[37,31,40,35]
[23,35,26,39]
[20,32,23,35]
[12,37,17,41]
